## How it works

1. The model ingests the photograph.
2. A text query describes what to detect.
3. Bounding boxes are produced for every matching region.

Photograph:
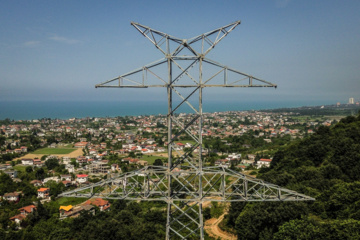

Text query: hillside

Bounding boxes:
[224,113,360,239]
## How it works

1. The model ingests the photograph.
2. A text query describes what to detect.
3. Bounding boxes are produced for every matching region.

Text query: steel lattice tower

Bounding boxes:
[60,21,314,239]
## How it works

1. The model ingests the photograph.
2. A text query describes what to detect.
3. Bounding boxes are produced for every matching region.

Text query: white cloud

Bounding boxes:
[49,35,80,44]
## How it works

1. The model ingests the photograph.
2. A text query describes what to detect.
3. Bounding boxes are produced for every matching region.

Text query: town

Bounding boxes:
[0,104,357,229]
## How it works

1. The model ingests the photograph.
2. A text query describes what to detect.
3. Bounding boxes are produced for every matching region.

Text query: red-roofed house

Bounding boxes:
[14,148,22,154]
[19,205,36,215]
[257,159,272,168]
[76,174,89,184]
[9,214,26,226]
[74,142,88,148]
[21,146,28,152]
[33,159,44,167]
[62,180,72,187]
[84,198,111,211]
[37,188,50,198]
[129,158,139,164]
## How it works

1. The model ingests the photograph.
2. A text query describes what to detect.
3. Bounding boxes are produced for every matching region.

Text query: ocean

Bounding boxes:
[0,99,334,120]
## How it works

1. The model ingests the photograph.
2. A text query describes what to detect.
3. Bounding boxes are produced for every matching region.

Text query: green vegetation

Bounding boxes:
[54,197,87,207]
[33,148,76,155]
[12,165,28,173]
[223,113,360,239]
[1,200,167,240]
[140,155,167,165]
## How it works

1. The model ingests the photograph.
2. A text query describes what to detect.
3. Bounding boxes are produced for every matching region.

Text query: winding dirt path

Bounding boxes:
[204,212,236,240]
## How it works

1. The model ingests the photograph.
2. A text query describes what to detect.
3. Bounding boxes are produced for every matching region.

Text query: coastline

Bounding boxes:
[0,99,339,121]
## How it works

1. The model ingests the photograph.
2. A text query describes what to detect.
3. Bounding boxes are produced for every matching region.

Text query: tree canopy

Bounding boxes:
[223,113,360,239]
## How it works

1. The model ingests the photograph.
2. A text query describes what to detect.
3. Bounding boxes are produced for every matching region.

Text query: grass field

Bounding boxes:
[33,148,76,155]
[55,197,87,206]
[140,155,168,164]
[13,165,28,172]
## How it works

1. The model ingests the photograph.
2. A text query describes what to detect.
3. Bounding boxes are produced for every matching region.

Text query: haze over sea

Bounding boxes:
[0,99,336,121]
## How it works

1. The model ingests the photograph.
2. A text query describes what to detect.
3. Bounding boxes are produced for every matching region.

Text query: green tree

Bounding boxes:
[45,158,59,170]
[153,159,163,166]
[26,166,33,173]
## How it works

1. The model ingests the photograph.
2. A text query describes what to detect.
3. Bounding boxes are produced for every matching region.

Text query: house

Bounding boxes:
[157,147,166,152]
[21,158,33,165]
[14,148,22,154]
[30,180,43,187]
[4,170,18,179]
[74,142,88,148]
[0,164,11,171]
[59,205,73,218]
[84,198,111,211]
[33,159,44,167]
[175,142,185,150]
[62,156,71,164]
[3,192,20,202]
[62,180,72,187]
[43,176,60,184]
[9,214,26,226]
[60,174,72,181]
[242,159,255,165]
[59,204,95,219]
[65,164,75,173]
[215,159,230,168]
[129,158,139,164]
[89,149,98,155]
[76,174,89,184]
[111,164,119,172]
[18,205,37,215]
[37,188,50,198]
[20,146,28,153]
[257,158,272,168]
[76,156,88,165]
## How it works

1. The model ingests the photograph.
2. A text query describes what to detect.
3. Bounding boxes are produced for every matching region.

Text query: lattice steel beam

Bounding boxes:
[62,21,313,240]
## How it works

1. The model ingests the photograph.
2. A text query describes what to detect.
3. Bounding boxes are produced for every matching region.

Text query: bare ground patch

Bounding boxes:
[17,148,84,160]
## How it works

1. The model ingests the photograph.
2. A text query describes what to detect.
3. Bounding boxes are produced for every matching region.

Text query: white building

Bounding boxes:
[21,159,33,165]
[76,174,89,184]
[257,159,272,168]
[37,188,50,198]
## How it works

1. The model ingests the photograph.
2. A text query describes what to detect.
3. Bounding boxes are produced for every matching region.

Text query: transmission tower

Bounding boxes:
[60,21,314,239]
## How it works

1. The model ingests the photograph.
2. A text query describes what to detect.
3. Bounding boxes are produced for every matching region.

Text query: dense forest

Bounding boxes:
[224,113,360,239]
[0,200,167,239]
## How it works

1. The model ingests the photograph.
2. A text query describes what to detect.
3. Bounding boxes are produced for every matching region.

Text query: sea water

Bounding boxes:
[0,99,334,120]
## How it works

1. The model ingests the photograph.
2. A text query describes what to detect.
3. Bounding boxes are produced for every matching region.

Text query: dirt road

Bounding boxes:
[204,213,236,240]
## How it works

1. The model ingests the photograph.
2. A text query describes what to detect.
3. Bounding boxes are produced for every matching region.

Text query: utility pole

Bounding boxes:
[60,21,314,239]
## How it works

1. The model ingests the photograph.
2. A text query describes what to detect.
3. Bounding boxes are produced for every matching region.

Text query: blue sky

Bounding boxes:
[1,0,360,105]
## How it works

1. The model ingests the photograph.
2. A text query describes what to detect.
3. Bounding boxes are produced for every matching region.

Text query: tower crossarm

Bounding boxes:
[131,21,241,57]
[187,20,241,56]
[59,166,315,202]
[95,58,277,89]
